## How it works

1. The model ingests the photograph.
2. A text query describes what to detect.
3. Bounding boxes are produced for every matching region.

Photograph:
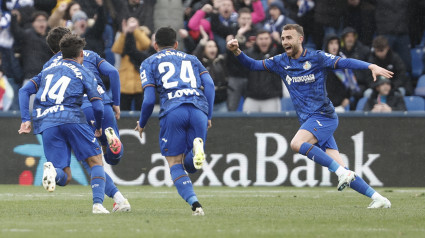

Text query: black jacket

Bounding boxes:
[326,71,350,107]
[375,0,409,35]
[83,6,107,57]
[341,41,371,93]
[245,45,282,100]
[363,89,407,111]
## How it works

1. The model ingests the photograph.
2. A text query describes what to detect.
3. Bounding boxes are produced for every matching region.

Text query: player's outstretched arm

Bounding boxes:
[136,86,155,139]
[368,64,394,82]
[18,80,37,134]
[201,72,215,129]
[226,39,265,71]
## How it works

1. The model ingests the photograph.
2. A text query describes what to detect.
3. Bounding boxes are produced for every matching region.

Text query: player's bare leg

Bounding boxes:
[290,129,356,191]
[167,155,204,216]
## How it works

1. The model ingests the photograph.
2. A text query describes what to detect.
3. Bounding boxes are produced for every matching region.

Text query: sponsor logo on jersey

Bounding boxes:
[35,105,65,118]
[167,88,200,99]
[284,66,291,70]
[303,61,312,70]
[285,74,316,85]
[140,69,147,84]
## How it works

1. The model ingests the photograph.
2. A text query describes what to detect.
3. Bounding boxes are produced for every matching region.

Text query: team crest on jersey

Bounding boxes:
[303,61,312,70]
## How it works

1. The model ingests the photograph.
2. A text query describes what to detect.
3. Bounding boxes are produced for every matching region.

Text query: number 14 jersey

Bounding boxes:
[31,59,101,134]
[140,49,210,118]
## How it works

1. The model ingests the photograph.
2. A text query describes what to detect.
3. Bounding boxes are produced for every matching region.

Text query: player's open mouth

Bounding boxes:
[284,46,292,52]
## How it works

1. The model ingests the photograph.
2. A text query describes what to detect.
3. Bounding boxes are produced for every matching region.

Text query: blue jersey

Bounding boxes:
[264,49,340,123]
[43,50,111,105]
[31,59,101,134]
[140,49,210,118]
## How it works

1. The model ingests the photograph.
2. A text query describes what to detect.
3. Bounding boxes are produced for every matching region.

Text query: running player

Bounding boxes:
[42,27,130,212]
[135,27,215,216]
[227,24,392,208]
[18,34,109,213]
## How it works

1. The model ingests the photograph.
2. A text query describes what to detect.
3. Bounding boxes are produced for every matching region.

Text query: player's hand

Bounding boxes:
[207,120,212,129]
[226,39,241,55]
[135,121,144,139]
[95,128,102,137]
[113,105,121,120]
[368,64,394,82]
[18,121,32,134]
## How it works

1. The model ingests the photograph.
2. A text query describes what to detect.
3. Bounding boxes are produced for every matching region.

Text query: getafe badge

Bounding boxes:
[303,61,312,70]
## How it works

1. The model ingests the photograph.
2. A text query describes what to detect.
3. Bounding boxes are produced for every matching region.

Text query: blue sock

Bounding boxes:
[55,168,67,186]
[82,161,118,198]
[104,145,123,165]
[104,172,119,198]
[344,167,375,198]
[184,150,197,174]
[170,164,198,205]
[91,165,106,204]
[299,143,340,172]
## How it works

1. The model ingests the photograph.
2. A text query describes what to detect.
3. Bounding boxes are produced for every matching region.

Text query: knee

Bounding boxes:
[290,139,302,153]
[86,154,103,167]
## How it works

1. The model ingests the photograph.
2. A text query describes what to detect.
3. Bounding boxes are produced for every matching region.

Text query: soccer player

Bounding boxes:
[135,27,215,216]
[43,27,130,212]
[227,24,392,209]
[18,34,109,213]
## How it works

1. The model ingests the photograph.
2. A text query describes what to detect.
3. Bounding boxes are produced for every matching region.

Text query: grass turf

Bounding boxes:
[0,185,424,238]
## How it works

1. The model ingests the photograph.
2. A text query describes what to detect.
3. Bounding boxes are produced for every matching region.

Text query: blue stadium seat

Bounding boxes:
[411,47,425,78]
[404,96,425,111]
[281,97,295,111]
[355,97,368,111]
[414,74,425,96]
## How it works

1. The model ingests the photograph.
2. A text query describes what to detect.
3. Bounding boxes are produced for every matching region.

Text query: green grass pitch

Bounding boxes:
[0,185,424,238]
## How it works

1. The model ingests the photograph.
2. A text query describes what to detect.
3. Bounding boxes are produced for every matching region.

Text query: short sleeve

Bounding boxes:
[140,59,156,89]
[317,50,341,69]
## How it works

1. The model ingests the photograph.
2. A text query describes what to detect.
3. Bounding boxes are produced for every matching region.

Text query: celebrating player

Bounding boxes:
[42,27,130,212]
[135,27,215,216]
[18,34,109,213]
[227,24,392,208]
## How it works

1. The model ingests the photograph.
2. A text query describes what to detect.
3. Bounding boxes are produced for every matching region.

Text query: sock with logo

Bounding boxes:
[299,142,342,172]
[55,168,68,186]
[344,167,376,198]
[183,150,197,174]
[91,165,106,204]
[82,160,118,198]
[170,164,198,206]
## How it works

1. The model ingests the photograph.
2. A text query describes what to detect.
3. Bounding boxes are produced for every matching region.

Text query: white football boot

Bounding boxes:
[192,207,205,216]
[112,199,131,212]
[93,203,110,214]
[42,162,57,192]
[337,170,356,191]
[368,197,391,209]
[193,138,205,170]
[105,127,122,154]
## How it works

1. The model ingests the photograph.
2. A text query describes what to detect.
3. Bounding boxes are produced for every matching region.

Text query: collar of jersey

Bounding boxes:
[62,58,79,63]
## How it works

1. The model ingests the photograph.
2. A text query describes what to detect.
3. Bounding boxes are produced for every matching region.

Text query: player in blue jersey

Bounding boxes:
[227,24,392,208]
[43,27,130,212]
[135,27,215,216]
[18,34,109,213]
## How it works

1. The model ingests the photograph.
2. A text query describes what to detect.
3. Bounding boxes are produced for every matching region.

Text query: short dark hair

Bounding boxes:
[155,27,176,48]
[64,2,79,20]
[31,11,48,23]
[372,36,389,51]
[238,7,251,16]
[46,27,71,53]
[256,29,270,37]
[59,34,86,59]
[282,24,304,37]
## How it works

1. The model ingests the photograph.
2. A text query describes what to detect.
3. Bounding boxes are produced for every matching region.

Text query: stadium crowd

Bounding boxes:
[1,0,425,113]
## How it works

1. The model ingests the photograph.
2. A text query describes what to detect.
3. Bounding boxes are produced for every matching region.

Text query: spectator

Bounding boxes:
[193,27,229,112]
[0,65,14,111]
[210,0,238,53]
[340,27,370,103]
[112,17,151,111]
[48,1,81,28]
[343,0,375,46]
[375,0,411,72]
[368,36,411,96]
[243,30,282,113]
[119,0,155,33]
[363,76,406,112]
[324,34,354,112]
[234,0,265,25]
[263,1,296,43]
[187,3,214,42]
[71,0,106,57]
[10,10,52,83]
[233,7,258,50]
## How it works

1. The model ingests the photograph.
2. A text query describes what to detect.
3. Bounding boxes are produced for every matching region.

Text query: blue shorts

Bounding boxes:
[83,103,120,146]
[41,123,101,169]
[159,104,208,156]
[300,114,339,151]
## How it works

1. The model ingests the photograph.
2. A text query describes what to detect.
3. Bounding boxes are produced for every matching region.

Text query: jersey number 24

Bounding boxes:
[158,61,197,89]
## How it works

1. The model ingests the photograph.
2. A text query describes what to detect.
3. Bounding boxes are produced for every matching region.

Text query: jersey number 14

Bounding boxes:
[40,74,71,104]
